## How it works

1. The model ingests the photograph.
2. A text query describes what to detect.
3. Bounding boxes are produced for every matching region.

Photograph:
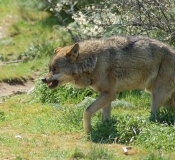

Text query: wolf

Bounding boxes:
[42,36,175,133]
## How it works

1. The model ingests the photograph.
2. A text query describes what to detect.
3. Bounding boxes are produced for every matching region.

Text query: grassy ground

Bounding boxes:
[1,91,175,159]
[0,0,71,83]
[1,1,175,160]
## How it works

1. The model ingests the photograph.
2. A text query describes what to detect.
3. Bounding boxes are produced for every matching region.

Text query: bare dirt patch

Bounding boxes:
[0,80,35,102]
[0,13,32,101]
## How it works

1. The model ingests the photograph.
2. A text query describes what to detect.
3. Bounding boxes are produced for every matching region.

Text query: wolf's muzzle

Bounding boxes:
[41,78,59,89]
[41,78,47,83]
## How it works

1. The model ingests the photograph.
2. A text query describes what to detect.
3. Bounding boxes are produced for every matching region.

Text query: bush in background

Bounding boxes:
[49,0,175,45]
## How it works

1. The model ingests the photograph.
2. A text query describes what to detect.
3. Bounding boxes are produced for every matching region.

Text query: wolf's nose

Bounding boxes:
[41,78,47,83]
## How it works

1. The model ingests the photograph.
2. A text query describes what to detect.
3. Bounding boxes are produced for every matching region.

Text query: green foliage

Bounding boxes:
[0,111,5,121]
[33,78,97,105]
[90,110,175,152]
[115,115,145,144]
[91,118,117,143]
[153,107,175,125]
[18,38,57,61]
[136,121,175,152]
[91,115,145,144]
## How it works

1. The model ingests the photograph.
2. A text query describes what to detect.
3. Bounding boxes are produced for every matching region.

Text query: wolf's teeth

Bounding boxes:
[47,82,52,86]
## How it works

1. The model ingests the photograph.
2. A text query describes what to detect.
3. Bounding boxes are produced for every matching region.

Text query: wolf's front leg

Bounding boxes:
[102,103,112,121]
[83,92,116,134]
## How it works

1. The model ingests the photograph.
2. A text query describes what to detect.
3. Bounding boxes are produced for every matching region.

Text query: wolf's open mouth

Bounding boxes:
[47,80,59,89]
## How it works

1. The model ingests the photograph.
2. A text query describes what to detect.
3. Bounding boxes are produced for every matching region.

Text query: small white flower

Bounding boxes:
[83,29,88,34]
[94,25,98,30]
[92,5,95,9]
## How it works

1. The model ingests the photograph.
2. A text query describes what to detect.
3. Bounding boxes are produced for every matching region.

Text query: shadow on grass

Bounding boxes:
[90,115,144,144]
[150,107,175,125]
[90,108,175,144]
[90,118,118,144]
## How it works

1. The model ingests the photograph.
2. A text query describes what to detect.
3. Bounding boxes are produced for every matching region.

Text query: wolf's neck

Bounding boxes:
[73,54,97,74]
[73,72,93,88]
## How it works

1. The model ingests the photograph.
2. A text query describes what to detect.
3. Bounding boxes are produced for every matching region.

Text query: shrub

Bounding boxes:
[33,78,97,104]
[49,0,175,45]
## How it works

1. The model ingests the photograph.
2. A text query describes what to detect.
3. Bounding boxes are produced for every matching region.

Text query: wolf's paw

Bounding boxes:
[84,124,92,134]
[149,112,160,122]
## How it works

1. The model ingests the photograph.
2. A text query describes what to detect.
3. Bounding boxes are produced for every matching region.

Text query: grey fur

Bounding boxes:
[43,36,175,133]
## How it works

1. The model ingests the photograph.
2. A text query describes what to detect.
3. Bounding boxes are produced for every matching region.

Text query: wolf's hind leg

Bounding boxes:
[102,103,112,121]
[83,92,116,133]
[164,93,175,110]
[150,85,170,121]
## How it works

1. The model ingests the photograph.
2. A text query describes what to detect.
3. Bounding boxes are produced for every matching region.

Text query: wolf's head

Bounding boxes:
[41,43,80,89]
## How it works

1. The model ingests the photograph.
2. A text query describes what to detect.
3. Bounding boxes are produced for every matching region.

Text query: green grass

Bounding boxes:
[0,0,72,82]
[0,2,71,60]
[1,90,175,159]
[0,58,49,83]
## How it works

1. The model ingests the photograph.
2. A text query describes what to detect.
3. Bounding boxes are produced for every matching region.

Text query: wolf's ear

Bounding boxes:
[54,47,62,53]
[66,43,79,62]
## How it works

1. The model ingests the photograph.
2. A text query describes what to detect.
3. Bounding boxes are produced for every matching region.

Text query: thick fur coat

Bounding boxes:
[42,36,175,133]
